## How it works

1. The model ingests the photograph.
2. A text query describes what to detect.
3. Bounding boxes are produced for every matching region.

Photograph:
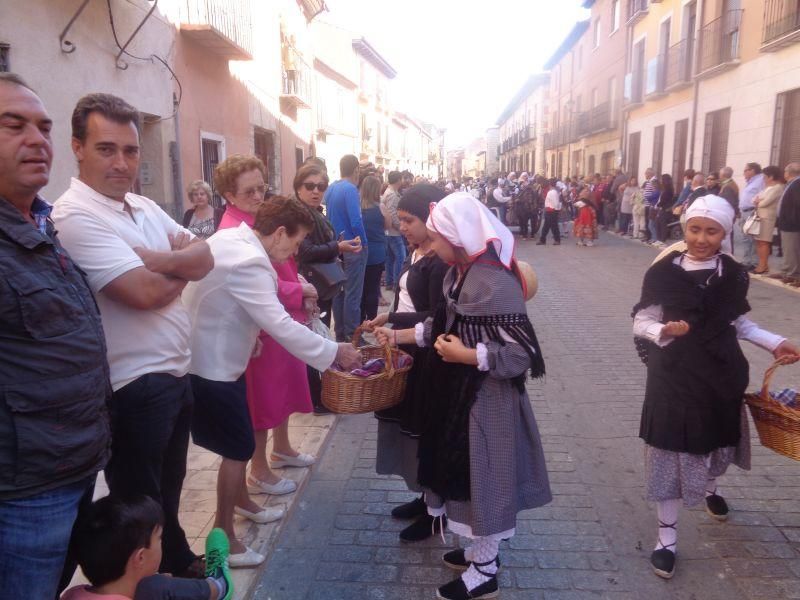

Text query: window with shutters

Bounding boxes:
[771,87,800,167]
[652,125,665,176]
[672,119,689,185]
[588,155,596,176]
[701,108,730,174]
[628,131,642,180]
[601,150,616,175]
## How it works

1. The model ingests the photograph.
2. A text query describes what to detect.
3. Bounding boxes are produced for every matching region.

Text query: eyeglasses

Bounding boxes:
[237,186,267,198]
[302,182,328,192]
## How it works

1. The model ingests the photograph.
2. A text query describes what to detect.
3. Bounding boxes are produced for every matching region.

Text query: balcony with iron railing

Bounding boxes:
[280,65,312,109]
[576,102,615,137]
[543,121,576,150]
[762,0,800,51]
[178,0,253,60]
[627,0,649,26]
[664,38,693,90]
[696,9,743,78]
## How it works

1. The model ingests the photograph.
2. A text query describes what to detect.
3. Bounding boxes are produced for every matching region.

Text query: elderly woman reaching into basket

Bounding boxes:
[631,194,799,581]
[183,195,361,567]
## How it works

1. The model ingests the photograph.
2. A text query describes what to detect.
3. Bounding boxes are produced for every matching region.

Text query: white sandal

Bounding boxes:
[270,451,316,468]
[234,505,284,523]
[246,474,297,495]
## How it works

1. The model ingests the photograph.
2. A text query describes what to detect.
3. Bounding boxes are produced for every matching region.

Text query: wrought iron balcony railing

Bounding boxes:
[664,37,693,89]
[179,0,253,60]
[762,0,800,49]
[697,9,743,75]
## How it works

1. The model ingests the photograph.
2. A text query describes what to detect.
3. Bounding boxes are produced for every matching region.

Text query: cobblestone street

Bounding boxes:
[252,232,800,600]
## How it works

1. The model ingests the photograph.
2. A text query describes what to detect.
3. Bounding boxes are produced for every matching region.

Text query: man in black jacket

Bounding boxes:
[0,73,111,597]
[777,163,800,286]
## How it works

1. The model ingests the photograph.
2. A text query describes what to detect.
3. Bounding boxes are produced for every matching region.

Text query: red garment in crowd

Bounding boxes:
[573,203,598,240]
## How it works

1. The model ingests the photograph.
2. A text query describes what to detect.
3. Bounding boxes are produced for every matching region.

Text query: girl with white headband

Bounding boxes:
[375,192,551,600]
[632,194,799,580]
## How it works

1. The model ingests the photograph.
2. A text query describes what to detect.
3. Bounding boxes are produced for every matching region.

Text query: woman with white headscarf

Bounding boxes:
[374,192,551,600]
[632,194,799,581]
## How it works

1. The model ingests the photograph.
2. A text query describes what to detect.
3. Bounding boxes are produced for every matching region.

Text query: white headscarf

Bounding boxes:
[685,194,735,234]
[427,192,516,268]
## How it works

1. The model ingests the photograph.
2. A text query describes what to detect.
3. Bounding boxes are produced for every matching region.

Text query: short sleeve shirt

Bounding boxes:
[52,178,194,390]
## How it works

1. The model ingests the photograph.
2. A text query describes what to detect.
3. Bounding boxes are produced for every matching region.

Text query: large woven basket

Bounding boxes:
[744,357,800,461]
[321,325,412,414]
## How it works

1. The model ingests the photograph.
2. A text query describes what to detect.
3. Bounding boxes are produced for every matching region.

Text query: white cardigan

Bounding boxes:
[183,222,338,381]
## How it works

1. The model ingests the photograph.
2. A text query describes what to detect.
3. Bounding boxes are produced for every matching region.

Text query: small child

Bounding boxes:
[61,495,232,600]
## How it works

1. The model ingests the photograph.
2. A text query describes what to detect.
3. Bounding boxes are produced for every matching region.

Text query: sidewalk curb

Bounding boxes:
[240,414,340,600]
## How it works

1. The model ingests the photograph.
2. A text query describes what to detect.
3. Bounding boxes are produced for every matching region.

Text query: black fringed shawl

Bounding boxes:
[632,251,751,454]
[418,253,545,502]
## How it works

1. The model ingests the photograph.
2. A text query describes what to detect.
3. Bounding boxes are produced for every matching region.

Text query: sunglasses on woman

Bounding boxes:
[302,182,328,192]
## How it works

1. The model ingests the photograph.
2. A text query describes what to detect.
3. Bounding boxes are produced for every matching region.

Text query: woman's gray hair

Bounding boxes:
[187,180,213,201]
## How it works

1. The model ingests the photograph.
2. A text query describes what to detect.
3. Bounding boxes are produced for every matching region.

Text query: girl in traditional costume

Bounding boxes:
[376,192,551,600]
[573,187,598,246]
[632,194,799,579]
[366,184,451,543]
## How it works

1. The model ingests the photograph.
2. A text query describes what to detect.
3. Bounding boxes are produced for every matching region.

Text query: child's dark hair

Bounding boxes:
[75,495,164,586]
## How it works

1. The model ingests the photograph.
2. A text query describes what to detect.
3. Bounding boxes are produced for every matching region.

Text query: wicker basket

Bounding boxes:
[744,357,800,461]
[321,325,412,414]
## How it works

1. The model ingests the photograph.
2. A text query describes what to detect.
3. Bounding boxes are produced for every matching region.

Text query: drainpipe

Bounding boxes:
[171,92,185,219]
[688,0,705,170]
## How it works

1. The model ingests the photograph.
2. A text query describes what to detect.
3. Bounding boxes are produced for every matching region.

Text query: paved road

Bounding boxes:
[252,231,800,600]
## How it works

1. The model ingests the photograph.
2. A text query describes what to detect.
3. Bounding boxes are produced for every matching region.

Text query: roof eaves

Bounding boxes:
[543,19,590,70]
[352,37,397,79]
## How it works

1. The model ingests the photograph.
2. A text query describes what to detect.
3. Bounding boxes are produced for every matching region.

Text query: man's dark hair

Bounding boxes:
[683,168,696,180]
[401,170,413,179]
[339,154,360,178]
[0,72,35,93]
[72,93,140,142]
[746,162,762,175]
[387,170,402,185]
[75,495,163,587]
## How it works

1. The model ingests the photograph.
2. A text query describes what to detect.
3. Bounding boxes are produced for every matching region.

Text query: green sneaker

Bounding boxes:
[205,528,233,600]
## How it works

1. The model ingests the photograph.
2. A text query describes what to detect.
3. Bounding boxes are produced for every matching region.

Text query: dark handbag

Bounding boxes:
[302,259,346,301]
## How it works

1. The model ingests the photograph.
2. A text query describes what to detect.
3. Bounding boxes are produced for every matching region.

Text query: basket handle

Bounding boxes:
[352,322,396,379]
[759,355,797,401]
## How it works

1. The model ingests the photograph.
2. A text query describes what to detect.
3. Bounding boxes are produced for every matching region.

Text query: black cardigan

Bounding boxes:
[296,201,340,265]
[387,251,449,329]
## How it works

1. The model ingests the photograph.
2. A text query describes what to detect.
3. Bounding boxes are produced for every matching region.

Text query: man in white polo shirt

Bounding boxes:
[52,93,214,578]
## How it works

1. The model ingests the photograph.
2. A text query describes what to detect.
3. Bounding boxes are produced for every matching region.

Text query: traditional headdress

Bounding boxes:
[426,192,516,268]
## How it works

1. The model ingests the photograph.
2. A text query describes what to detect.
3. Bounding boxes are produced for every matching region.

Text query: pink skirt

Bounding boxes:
[245,333,312,430]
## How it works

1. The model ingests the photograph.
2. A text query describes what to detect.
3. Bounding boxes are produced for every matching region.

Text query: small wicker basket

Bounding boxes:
[321,325,412,414]
[744,356,800,461]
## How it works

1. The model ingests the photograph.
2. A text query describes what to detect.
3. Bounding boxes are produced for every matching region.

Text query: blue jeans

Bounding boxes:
[740,212,757,266]
[333,249,368,342]
[497,203,508,225]
[0,477,95,598]
[384,235,406,287]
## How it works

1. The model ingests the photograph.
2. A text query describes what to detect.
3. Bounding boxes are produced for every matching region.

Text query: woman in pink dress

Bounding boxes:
[215,155,317,498]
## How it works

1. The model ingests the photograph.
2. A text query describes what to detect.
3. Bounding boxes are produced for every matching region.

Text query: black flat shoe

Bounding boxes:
[705,493,729,521]
[312,404,332,415]
[399,514,446,543]
[391,495,426,520]
[442,549,501,572]
[437,557,499,600]
[650,548,676,579]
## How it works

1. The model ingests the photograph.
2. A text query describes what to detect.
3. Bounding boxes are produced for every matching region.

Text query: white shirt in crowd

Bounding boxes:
[182,223,338,382]
[53,178,194,391]
[493,187,511,205]
[544,188,562,211]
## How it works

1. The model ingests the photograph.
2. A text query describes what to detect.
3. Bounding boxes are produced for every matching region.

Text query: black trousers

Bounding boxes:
[105,373,195,574]
[308,298,332,411]
[361,263,384,322]
[517,209,537,238]
[539,211,561,243]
